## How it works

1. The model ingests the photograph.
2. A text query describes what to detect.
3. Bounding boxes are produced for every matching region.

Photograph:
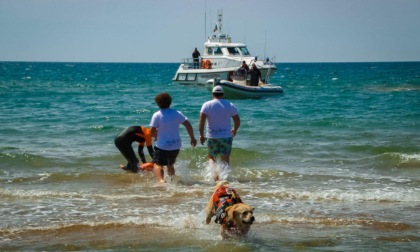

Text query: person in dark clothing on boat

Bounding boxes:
[241,60,250,72]
[233,61,249,81]
[192,48,201,69]
[248,63,262,86]
[114,126,155,173]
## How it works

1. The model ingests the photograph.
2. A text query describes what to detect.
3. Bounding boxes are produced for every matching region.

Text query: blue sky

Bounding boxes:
[1,0,419,63]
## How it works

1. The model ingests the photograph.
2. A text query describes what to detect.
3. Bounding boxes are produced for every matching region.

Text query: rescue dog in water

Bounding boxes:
[205,181,255,239]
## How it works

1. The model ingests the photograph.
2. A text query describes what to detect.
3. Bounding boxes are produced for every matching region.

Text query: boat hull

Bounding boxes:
[172,64,276,85]
[207,79,283,99]
[172,65,235,85]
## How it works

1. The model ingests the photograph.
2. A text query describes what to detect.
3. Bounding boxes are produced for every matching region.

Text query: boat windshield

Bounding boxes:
[214,47,222,55]
[206,47,223,55]
[239,47,250,55]
[227,47,240,55]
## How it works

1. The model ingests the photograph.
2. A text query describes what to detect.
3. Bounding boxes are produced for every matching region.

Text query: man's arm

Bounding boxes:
[198,112,207,145]
[151,127,157,140]
[182,120,197,147]
[137,144,146,163]
[231,114,240,137]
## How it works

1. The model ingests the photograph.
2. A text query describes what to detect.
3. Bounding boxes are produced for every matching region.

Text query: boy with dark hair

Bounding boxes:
[150,93,197,183]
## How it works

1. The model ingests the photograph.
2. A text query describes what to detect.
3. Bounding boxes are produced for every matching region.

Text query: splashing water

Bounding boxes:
[201,160,232,182]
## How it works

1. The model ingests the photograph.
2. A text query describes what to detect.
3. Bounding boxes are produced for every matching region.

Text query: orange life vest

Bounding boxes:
[212,186,243,225]
[135,126,152,147]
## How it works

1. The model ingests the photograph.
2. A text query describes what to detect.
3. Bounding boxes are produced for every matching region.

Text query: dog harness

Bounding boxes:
[212,186,243,227]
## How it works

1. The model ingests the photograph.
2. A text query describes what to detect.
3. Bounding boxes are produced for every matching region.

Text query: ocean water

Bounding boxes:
[0,61,419,251]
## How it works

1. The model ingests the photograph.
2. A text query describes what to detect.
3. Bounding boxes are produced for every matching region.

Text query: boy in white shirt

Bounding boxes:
[150,93,197,183]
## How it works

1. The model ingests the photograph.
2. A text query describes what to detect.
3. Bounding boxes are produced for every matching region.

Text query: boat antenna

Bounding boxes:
[264,30,267,60]
[217,9,223,35]
[204,0,207,41]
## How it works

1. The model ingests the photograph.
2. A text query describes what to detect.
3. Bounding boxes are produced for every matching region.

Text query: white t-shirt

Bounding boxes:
[150,108,187,150]
[200,98,238,139]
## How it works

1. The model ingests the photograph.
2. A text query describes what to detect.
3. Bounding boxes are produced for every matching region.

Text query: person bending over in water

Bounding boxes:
[114,126,155,173]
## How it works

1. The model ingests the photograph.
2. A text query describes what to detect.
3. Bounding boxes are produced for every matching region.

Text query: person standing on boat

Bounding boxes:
[234,61,249,81]
[241,60,250,72]
[150,92,197,183]
[248,63,262,86]
[198,86,241,181]
[192,48,201,69]
[114,126,155,173]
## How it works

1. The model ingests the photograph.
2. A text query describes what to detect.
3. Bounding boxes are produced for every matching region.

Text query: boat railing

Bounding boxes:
[266,56,276,66]
[260,56,276,67]
[208,34,232,43]
[180,58,197,70]
[265,66,272,84]
[245,56,276,84]
[247,56,276,67]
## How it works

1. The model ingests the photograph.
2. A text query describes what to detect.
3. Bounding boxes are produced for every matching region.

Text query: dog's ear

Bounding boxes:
[227,204,239,220]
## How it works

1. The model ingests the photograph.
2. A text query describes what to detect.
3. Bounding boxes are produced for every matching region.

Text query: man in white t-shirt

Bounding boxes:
[198,86,240,180]
[150,93,197,183]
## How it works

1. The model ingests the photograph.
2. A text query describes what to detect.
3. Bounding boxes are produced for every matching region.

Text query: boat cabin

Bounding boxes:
[204,45,251,56]
[204,33,252,57]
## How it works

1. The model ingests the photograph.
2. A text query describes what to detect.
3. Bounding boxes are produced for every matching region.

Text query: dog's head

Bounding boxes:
[227,203,255,227]
[214,180,229,190]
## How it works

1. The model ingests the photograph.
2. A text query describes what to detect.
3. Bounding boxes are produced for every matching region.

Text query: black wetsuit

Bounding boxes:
[114,126,154,172]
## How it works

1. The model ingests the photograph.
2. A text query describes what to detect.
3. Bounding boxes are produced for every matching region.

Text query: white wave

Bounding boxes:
[397,153,420,162]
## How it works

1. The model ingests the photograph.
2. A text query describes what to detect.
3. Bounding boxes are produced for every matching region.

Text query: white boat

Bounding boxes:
[172,10,277,85]
[206,77,283,99]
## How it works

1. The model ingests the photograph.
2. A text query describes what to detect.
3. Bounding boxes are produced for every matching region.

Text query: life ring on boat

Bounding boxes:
[203,60,212,69]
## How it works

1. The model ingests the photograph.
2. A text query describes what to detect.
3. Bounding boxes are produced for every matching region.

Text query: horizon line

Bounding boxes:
[1,60,420,64]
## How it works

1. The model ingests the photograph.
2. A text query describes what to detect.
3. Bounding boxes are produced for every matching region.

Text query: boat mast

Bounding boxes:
[207,9,231,43]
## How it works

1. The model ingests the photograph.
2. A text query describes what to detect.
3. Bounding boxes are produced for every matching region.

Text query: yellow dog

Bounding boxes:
[205,181,255,239]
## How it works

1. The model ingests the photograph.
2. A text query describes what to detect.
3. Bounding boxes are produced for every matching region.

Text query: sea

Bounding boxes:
[0,61,419,251]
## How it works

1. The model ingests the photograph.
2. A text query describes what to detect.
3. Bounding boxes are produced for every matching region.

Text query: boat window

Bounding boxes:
[227,47,239,55]
[206,47,213,55]
[239,47,250,55]
[187,74,196,81]
[177,73,187,81]
[214,47,222,55]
